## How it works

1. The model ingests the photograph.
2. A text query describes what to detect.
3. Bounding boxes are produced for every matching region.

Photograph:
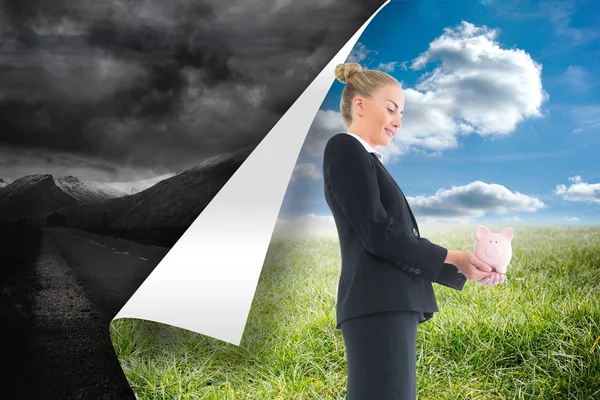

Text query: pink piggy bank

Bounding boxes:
[473,225,513,274]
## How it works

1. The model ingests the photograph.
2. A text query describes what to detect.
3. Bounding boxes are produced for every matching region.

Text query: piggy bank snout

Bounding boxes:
[485,244,503,258]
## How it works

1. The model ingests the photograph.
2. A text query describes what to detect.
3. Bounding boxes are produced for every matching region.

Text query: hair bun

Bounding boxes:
[334,63,362,83]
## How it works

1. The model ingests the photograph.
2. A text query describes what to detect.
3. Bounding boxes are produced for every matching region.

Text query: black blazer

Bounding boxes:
[322,133,467,329]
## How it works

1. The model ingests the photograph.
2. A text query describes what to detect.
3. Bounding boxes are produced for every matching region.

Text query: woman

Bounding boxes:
[322,63,505,399]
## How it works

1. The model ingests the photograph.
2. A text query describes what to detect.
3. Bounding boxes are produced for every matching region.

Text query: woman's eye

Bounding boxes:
[387,109,394,113]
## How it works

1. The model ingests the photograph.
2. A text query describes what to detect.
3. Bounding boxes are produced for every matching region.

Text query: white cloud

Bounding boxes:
[489,1,599,46]
[306,21,548,165]
[570,105,600,134]
[564,216,579,221]
[555,176,600,204]
[407,21,547,141]
[377,61,397,72]
[291,162,321,181]
[346,42,377,65]
[538,1,600,46]
[406,180,546,224]
[560,65,592,92]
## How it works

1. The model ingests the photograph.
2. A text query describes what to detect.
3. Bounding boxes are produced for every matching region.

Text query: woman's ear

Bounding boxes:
[352,96,365,118]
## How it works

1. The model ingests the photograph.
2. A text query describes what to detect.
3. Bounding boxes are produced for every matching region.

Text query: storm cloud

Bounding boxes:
[0,0,385,181]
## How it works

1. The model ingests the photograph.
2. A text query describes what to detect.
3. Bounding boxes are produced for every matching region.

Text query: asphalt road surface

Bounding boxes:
[15,227,168,399]
[47,227,168,320]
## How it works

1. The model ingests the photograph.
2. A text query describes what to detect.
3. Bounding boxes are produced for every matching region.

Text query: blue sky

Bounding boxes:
[275,0,600,235]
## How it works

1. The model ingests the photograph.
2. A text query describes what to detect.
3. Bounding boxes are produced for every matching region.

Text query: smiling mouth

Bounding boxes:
[385,128,394,138]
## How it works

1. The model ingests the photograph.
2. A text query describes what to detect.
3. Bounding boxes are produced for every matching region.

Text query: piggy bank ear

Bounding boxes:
[501,227,514,241]
[475,225,489,240]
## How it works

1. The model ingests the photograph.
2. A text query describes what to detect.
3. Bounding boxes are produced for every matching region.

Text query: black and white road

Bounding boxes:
[19,227,169,399]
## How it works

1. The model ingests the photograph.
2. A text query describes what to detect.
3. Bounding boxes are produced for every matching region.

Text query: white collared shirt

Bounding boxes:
[344,132,384,164]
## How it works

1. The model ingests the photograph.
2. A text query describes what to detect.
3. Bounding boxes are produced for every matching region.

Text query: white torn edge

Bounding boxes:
[111,0,391,346]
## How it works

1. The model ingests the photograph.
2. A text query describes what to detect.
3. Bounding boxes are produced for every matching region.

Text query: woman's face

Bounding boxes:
[352,83,404,148]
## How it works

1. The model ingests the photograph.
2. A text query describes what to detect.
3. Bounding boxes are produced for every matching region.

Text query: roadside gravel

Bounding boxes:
[21,231,136,399]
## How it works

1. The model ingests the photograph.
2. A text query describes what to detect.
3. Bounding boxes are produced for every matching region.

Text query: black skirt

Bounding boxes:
[340,310,420,400]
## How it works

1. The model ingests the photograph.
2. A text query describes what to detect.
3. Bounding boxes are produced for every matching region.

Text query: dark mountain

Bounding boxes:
[0,175,81,221]
[41,145,254,246]
[0,174,127,222]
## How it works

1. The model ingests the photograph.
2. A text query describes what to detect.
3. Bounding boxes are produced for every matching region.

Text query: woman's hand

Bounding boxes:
[477,273,505,286]
[452,251,496,281]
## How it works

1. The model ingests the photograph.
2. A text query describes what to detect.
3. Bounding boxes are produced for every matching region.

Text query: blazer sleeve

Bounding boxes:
[435,263,467,291]
[324,135,448,283]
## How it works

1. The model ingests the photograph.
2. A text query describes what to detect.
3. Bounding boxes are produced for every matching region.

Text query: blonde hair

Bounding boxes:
[334,63,400,126]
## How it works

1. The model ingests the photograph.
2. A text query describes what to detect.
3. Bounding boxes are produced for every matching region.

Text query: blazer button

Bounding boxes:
[402,265,408,270]
[414,269,420,275]
[408,267,414,273]
[412,227,418,236]
[396,261,402,268]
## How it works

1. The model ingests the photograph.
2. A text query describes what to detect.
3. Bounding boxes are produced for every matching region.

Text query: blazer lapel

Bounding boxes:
[370,153,419,230]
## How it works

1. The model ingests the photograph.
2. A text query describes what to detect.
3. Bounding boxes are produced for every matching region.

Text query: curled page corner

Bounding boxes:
[111,0,391,346]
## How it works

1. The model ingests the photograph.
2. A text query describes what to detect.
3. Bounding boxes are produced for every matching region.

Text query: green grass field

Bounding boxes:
[110,225,600,399]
